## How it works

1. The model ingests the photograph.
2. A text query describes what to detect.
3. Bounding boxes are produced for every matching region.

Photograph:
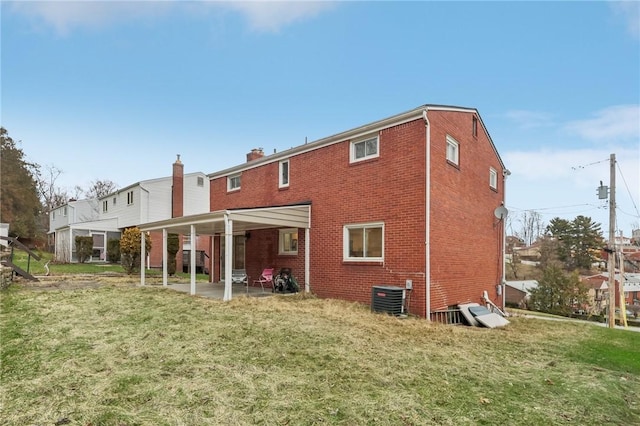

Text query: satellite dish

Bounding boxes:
[494,205,509,220]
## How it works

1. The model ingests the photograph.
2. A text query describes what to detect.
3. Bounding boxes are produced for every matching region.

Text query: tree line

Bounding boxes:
[1,127,117,240]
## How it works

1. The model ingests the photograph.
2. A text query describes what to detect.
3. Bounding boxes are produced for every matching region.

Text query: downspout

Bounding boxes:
[423,109,431,320]
[502,169,511,311]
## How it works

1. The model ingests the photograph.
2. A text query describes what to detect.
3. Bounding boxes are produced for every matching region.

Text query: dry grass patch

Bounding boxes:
[1,286,639,425]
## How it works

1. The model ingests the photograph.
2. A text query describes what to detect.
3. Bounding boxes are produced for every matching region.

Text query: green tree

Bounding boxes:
[0,128,43,238]
[529,266,588,315]
[545,216,603,271]
[120,227,151,275]
[75,236,93,263]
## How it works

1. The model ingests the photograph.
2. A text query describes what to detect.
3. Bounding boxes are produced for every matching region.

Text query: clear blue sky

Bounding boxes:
[2,1,639,238]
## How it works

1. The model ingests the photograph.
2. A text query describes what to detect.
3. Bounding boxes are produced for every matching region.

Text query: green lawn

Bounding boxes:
[1,284,639,425]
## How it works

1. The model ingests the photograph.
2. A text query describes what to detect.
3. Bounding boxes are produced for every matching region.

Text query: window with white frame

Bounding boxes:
[343,222,384,261]
[228,174,241,191]
[113,197,117,206]
[279,228,298,255]
[127,190,134,205]
[63,206,68,216]
[197,176,204,187]
[446,135,459,166]
[350,135,379,163]
[489,167,498,190]
[102,200,108,213]
[279,159,290,188]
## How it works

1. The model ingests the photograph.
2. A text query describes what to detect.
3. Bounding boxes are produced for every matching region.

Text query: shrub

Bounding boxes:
[75,236,93,263]
[120,227,152,275]
[167,233,179,276]
[107,238,121,263]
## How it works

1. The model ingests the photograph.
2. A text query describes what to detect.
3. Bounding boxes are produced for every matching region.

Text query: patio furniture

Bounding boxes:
[253,268,274,292]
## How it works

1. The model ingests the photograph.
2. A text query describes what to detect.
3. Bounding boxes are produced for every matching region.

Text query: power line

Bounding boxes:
[616,162,640,219]
[570,158,609,170]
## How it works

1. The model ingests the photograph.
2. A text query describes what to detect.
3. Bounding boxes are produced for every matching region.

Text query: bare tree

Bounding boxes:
[35,164,69,212]
[516,210,545,246]
[86,179,118,199]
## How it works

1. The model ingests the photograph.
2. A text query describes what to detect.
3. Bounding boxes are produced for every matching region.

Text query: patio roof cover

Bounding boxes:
[138,203,311,301]
[139,203,311,235]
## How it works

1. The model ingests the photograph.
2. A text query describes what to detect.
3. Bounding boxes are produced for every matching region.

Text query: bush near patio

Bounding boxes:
[119,227,151,275]
[74,236,93,263]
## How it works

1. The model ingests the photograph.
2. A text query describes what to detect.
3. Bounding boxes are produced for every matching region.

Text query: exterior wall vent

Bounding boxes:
[371,285,406,316]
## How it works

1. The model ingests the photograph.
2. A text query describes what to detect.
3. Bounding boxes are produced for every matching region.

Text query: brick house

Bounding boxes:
[140,105,507,319]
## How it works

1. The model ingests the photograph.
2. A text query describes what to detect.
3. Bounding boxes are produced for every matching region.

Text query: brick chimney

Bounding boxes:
[172,154,184,218]
[246,148,265,162]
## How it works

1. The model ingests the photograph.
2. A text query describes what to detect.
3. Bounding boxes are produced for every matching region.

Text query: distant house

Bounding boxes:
[504,280,538,308]
[48,157,210,267]
[582,273,640,310]
[140,104,508,320]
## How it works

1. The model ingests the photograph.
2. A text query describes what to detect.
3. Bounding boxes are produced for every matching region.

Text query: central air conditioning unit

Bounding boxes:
[371,285,406,316]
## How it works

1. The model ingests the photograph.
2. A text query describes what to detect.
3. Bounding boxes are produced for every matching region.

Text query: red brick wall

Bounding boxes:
[209,111,504,318]
[428,110,504,310]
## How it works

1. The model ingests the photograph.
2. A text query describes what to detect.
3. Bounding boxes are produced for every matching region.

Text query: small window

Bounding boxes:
[102,200,108,213]
[446,135,459,166]
[63,206,68,216]
[113,197,117,206]
[197,176,204,187]
[343,222,384,261]
[227,174,241,191]
[279,159,290,188]
[127,191,134,205]
[472,116,478,137]
[489,167,498,190]
[279,228,298,255]
[350,135,379,163]
[52,211,55,219]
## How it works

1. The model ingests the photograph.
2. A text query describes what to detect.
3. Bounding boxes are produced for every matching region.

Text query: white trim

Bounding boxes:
[279,159,290,188]
[489,167,498,189]
[446,135,459,165]
[350,135,379,163]
[343,222,384,262]
[227,174,241,192]
[278,228,298,255]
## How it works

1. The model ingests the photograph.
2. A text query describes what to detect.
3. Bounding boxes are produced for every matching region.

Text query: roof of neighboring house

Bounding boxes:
[505,280,538,294]
[208,104,505,179]
[101,171,208,199]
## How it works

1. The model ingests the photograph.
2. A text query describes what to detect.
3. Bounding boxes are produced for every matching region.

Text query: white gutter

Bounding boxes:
[424,109,431,320]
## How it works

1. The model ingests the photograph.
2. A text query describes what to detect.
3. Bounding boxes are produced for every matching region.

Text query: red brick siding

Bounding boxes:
[209,111,503,318]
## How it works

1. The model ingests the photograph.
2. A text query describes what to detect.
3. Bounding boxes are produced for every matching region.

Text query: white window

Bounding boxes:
[127,191,134,205]
[197,176,204,187]
[52,211,55,219]
[113,197,117,206]
[489,167,498,190]
[228,174,241,191]
[279,228,298,255]
[343,222,384,261]
[102,200,108,212]
[350,135,379,163]
[446,135,459,165]
[63,206,67,216]
[279,159,290,188]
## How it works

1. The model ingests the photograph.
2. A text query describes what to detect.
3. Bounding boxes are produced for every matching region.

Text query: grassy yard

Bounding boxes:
[6,250,210,282]
[1,284,639,425]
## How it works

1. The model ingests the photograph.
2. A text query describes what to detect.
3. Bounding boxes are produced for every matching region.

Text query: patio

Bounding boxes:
[162,281,273,299]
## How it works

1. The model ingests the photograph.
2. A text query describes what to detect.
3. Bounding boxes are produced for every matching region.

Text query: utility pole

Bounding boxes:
[607,153,616,329]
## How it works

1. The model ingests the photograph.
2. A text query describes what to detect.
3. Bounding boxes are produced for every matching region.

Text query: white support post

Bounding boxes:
[305,227,310,293]
[190,225,196,295]
[162,228,168,287]
[140,230,146,286]
[223,214,233,301]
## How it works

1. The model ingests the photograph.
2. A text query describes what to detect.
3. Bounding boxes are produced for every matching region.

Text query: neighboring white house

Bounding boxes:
[49,160,209,262]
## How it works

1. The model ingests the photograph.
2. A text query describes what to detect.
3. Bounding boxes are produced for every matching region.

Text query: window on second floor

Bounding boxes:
[279,159,290,188]
[102,200,108,213]
[228,174,241,192]
[350,135,379,163]
[197,176,204,187]
[446,135,459,166]
[63,206,68,216]
[489,167,498,190]
[472,116,478,138]
[113,197,117,206]
[127,191,134,205]
[279,228,298,255]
